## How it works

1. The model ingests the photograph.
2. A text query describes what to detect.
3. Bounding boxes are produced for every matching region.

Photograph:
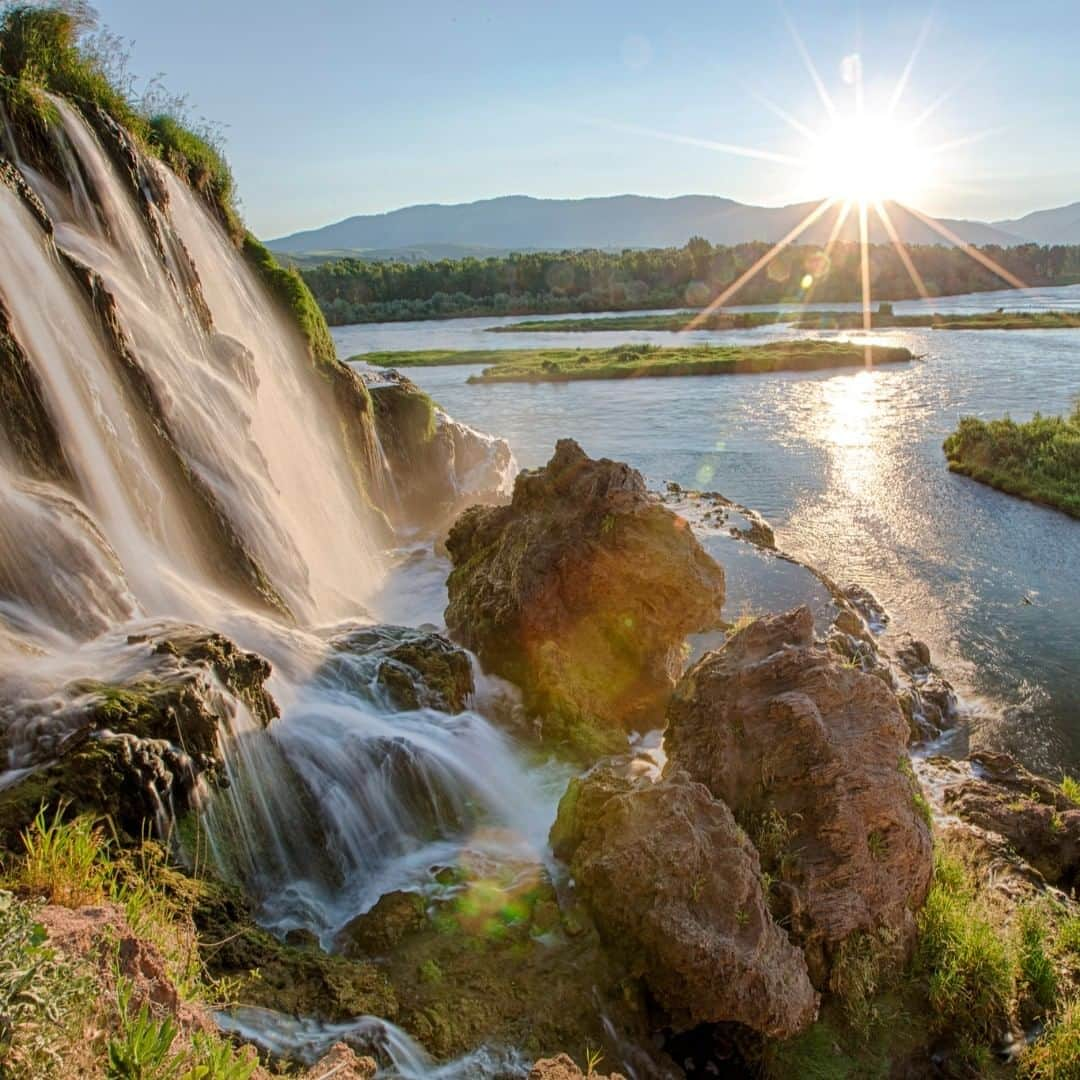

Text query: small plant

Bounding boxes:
[735,907,750,927]
[584,1045,605,1077]
[1061,775,1080,805]
[107,980,179,1080]
[867,830,889,861]
[13,803,111,907]
[912,792,934,829]
[829,927,899,1041]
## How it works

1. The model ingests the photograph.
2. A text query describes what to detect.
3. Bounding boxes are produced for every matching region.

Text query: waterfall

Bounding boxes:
[0,97,563,1073]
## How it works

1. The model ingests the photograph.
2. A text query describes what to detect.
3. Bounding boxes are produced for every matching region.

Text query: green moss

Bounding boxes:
[242,232,338,368]
[943,405,1080,518]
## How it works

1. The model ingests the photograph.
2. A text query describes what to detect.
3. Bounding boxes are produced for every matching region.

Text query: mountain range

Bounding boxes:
[265,195,1080,261]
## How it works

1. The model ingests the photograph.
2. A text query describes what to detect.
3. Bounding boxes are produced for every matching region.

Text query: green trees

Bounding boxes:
[301,238,1080,326]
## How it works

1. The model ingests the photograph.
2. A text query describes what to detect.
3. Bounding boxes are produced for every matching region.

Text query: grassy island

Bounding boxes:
[493,309,1080,334]
[356,342,914,381]
[944,405,1080,518]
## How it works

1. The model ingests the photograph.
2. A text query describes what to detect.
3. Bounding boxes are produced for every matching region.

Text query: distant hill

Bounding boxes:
[266,194,1026,258]
[994,202,1080,245]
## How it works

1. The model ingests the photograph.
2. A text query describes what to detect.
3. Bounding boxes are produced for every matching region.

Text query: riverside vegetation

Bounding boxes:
[944,403,1080,518]
[493,307,1080,334]
[5,4,1080,1079]
[300,238,1080,325]
[358,341,914,382]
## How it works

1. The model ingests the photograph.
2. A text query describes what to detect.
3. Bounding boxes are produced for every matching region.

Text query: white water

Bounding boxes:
[0,99,568,1073]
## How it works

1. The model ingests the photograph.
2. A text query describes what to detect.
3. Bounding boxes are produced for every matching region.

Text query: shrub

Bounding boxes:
[1017,903,1059,1014]
[1061,775,1080,805]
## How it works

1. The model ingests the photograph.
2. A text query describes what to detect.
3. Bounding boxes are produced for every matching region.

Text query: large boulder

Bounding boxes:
[445,440,725,750]
[665,606,933,983]
[551,764,818,1038]
[944,751,1080,891]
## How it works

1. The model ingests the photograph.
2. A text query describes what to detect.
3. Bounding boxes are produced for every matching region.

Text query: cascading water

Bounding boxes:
[0,96,563,1074]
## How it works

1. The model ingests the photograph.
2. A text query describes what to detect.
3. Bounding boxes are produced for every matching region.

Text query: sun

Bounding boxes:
[807,112,933,205]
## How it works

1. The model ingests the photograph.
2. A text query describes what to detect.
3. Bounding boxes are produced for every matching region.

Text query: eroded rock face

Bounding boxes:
[445,440,725,748]
[944,751,1080,890]
[666,606,933,984]
[552,765,818,1038]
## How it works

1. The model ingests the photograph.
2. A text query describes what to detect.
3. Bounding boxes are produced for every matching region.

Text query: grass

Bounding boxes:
[492,308,1080,333]
[1062,776,1080,805]
[242,233,338,367]
[357,341,914,382]
[943,403,1080,519]
[915,850,1015,1041]
[14,804,110,908]
[1021,997,1080,1079]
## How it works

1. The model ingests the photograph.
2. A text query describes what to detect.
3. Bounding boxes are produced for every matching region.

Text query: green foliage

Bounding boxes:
[1020,997,1080,1079]
[915,851,1015,1041]
[0,3,146,138]
[1061,775,1080,805]
[242,233,338,367]
[147,115,236,234]
[943,403,1080,518]
[357,341,911,382]
[829,928,901,1039]
[0,890,96,1078]
[107,980,180,1080]
[300,237,1080,326]
[1017,903,1059,1014]
[10,802,110,907]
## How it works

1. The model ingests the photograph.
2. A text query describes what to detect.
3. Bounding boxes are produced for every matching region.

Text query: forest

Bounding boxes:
[300,237,1080,324]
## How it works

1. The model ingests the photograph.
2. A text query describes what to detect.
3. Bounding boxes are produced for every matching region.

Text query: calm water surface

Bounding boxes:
[334,285,1080,770]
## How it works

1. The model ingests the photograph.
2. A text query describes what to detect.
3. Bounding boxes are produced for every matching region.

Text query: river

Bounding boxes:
[335,285,1080,773]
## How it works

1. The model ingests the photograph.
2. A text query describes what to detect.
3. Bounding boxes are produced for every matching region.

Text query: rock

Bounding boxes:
[0,623,280,843]
[551,766,818,1037]
[944,752,1080,890]
[336,891,428,958]
[191,877,397,1023]
[301,1044,377,1080]
[445,440,725,750]
[368,372,513,534]
[326,624,474,713]
[529,1053,626,1079]
[666,606,933,984]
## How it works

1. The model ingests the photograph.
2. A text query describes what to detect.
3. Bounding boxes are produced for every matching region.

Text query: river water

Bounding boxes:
[335,285,1080,773]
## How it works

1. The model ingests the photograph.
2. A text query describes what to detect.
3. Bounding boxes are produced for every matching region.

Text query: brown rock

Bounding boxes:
[666,606,933,983]
[336,890,428,957]
[301,1044,377,1080]
[445,440,724,743]
[944,751,1080,890]
[529,1052,626,1079]
[552,767,818,1037]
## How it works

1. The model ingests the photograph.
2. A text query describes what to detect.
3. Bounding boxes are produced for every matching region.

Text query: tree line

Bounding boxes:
[300,238,1080,325]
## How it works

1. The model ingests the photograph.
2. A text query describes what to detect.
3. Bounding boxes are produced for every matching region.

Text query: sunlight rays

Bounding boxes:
[683,197,837,330]
[874,201,931,300]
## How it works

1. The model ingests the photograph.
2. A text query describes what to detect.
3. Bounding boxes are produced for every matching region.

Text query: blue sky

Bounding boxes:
[93,1,1080,238]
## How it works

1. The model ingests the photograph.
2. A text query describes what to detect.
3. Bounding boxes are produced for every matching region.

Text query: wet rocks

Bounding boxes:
[445,440,725,749]
[336,891,428,958]
[326,624,474,713]
[552,766,818,1038]
[944,751,1080,890]
[0,623,279,842]
[368,371,514,534]
[666,606,933,984]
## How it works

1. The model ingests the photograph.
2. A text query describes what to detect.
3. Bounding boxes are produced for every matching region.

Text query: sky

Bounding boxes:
[91,0,1080,239]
